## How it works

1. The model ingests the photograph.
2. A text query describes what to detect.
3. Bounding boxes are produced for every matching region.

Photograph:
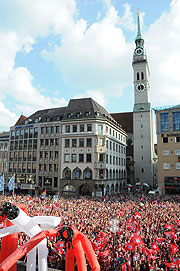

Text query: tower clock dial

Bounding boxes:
[135,48,143,55]
[136,83,146,92]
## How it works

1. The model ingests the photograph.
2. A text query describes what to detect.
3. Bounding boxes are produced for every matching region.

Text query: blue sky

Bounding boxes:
[0,0,179,131]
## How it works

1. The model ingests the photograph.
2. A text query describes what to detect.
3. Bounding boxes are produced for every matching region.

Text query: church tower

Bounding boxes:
[133,12,154,186]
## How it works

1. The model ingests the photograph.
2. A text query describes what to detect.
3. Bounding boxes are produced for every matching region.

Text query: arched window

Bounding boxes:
[62,167,71,179]
[83,168,92,179]
[73,168,81,179]
[141,72,144,80]
[137,72,139,80]
[63,184,75,192]
[115,183,118,192]
[113,170,115,179]
[111,184,114,193]
[109,169,112,179]
[116,170,118,179]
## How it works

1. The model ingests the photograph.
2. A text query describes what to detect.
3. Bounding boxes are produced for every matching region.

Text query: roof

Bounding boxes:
[15,115,27,126]
[111,112,133,133]
[0,131,9,140]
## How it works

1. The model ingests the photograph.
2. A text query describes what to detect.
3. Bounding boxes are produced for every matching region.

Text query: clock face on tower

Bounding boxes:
[135,47,143,55]
[136,83,146,92]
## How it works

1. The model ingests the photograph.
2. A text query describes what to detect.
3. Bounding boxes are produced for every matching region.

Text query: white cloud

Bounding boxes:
[42,1,134,99]
[0,101,18,130]
[74,90,107,107]
[145,0,180,107]
[119,3,136,31]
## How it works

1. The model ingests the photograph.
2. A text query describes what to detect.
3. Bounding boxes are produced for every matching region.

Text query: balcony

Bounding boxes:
[94,161,106,168]
[95,145,106,153]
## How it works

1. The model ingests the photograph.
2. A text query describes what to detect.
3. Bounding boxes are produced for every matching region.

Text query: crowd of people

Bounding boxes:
[0,192,180,270]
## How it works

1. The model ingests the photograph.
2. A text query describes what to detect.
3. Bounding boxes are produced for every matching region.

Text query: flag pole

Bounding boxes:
[13,174,15,195]
[3,173,4,196]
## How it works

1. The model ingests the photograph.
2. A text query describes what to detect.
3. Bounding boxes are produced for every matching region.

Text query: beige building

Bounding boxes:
[8,98,127,196]
[155,105,180,194]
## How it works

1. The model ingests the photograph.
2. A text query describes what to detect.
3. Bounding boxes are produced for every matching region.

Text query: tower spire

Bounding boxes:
[134,10,145,55]
[136,11,141,40]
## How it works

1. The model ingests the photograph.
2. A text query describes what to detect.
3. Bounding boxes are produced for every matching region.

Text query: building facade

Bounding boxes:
[8,98,127,196]
[155,105,180,194]
[0,132,9,185]
[132,13,155,186]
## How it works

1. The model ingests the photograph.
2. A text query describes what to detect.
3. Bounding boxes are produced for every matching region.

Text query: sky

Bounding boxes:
[0,0,179,131]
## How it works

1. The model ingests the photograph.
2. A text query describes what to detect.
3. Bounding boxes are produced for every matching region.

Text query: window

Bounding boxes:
[71,154,77,162]
[173,112,180,132]
[163,163,170,170]
[98,125,103,135]
[55,138,59,146]
[64,154,70,162]
[50,139,54,146]
[110,141,112,150]
[56,126,60,133]
[51,126,55,133]
[56,116,61,121]
[141,72,144,80]
[99,138,104,146]
[65,139,70,148]
[176,136,180,143]
[86,154,91,162]
[106,140,108,149]
[141,168,144,173]
[160,113,169,132]
[73,125,77,132]
[113,143,115,151]
[79,154,84,162]
[41,127,45,134]
[85,112,90,117]
[137,72,139,80]
[79,138,84,147]
[72,139,77,147]
[99,154,103,162]
[45,139,49,146]
[87,138,92,147]
[67,113,72,118]
[65,125,70,133]
[73,168,81,179]
[163,150,169,156]
[46,117,50,122]
[76,112,81,117]
[29,128,33,138]
[80,125,84,132]
[84,168,92,179]
[176,163,180,169]
[35,118,39,123]
[46,127,50,134]
[87,124,92,132]
[163,137,168,143]
[55,151,59,158]
[175,149,180,155]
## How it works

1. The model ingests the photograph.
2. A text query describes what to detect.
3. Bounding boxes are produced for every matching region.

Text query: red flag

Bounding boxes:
[116,229,123,235]
[165,224,175,230]
[155,237,165,243]
[118,211,123,216]
[137,243,145,251]
[177,220,180,226]
[125,243,135,251]
[128,225,136,231]
[132,235,144,245]
[164,231,175,238]
[169,244,178,254]
[135,212,141,218]
[127,217,134,223]
[151,242,160,252]
[166,263,177,269]
[99,232,109,238]
[91,242,103,250]
[99,250,110,259]
[147,255,159,261]
[121,262,127,271]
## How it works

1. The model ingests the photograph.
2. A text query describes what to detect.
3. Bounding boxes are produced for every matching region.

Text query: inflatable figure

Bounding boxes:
[0,202,60,271]
[0,202,100,271]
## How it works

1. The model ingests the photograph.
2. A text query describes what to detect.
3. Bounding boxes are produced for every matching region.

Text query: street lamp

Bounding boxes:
[109,218,119,270]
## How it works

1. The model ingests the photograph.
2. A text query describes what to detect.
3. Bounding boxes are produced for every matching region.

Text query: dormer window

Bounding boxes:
[85,112,90,117]
[56,116,60,121]
[46,117,50,122]
[25,120,28,125]
[67,113,72,118]
[76,112,81,117]
[35,118,39,123]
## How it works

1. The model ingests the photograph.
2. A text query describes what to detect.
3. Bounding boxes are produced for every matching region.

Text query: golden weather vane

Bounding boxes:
[137,8,140,15]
